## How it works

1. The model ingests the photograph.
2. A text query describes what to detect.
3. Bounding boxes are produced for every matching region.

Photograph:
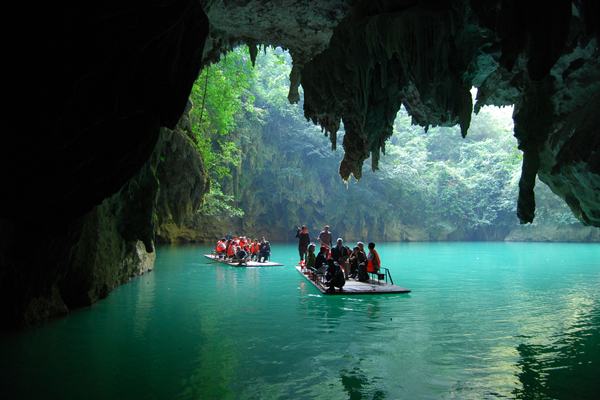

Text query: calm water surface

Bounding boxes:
[1,242,599,399]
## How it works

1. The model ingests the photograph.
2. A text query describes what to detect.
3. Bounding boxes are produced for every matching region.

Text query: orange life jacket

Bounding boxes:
[367,249,381,272]
[251,243,259,254]
[215,241,226,252]
[227,244,236,257]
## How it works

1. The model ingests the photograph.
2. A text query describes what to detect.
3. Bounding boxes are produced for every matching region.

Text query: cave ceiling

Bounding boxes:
[4,0,600,231]
[204,0,600,227]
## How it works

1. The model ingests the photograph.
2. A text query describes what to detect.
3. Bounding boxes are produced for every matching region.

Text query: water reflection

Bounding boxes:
[513,305,600,399]
[340,366,386,400]
[365,298,382,324]
[132,271,156,338]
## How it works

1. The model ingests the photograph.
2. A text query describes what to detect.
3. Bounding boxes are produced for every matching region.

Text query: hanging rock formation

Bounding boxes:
[297,0,600,228]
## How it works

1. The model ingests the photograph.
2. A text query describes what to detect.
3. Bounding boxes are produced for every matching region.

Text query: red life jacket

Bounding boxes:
[367,249,381,272]
[251,243,259,254]
[215,241,226,252]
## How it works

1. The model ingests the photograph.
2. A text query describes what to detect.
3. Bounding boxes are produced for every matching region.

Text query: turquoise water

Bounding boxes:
[1,242,599,399]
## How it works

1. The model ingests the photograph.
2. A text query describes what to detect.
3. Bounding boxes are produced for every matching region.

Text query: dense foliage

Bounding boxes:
[188,46,582,241]
[189,49,256,219]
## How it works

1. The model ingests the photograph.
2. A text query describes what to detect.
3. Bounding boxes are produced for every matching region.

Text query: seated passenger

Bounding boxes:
[257,237,271,262]
[331,238,351,279]
[325,258,345,292]
[348,246,366,279]
[305,244,316,270]
[234,246,249,264]
[315,246,328,270]
[215,238,227,258]
[330,238,350,263]
[366,242,380,273]
[226,239,236,259]
[250,239,260,261]
[357,242,381,282]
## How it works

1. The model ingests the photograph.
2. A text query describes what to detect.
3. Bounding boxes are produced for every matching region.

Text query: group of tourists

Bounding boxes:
[297,225,381,292]
[214,236,271,264]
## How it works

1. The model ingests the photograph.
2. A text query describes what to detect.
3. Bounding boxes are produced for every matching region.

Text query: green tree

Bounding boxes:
[189,47,259,219]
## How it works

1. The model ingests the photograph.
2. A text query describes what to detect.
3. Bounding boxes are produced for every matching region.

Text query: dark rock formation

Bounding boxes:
[0,110,209,328]
[0,134,160,328]
[2,1,209,328]
[4,1,207,231]
[201,0,354,65]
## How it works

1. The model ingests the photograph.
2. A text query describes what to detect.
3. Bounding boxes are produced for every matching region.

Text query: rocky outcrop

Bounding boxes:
[2,1,209,327]
[200,0,354,66]
[155,106,211,243]
[0,135,161,328]
[0,109,209,328]
[506,223,600,242]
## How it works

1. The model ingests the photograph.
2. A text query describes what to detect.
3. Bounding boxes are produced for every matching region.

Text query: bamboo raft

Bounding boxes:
[296,265,411,295]
[204,254,284,267]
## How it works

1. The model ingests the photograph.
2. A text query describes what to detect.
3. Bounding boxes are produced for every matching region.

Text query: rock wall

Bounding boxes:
[506,223,600,242]
[0,112,210,328]
[155,106,211,243]
[2,1,209,328]
[4,1,208,233]
[0,135,161,328]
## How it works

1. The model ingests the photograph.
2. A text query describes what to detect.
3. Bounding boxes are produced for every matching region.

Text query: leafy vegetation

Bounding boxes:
[189,48,258,219]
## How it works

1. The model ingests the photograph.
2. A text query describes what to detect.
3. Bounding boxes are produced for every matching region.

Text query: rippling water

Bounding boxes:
[1,242,599,399]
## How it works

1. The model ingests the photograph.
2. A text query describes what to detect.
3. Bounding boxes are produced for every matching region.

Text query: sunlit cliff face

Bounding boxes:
[1,0,599,327]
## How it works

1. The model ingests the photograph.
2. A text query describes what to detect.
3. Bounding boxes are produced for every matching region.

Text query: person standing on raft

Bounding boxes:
[318,225,333,249]
[296,225,310,262]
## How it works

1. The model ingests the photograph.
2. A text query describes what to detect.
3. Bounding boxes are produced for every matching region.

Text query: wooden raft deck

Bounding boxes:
[295,265,411,295]
[203,254,284,267]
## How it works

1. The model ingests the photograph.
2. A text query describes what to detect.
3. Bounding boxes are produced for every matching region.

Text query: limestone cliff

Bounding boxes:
[0,134,160,327]
[506,223,600,242]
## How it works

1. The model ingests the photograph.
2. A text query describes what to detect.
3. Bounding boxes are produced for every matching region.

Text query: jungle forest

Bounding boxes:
[174,46,597,243]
